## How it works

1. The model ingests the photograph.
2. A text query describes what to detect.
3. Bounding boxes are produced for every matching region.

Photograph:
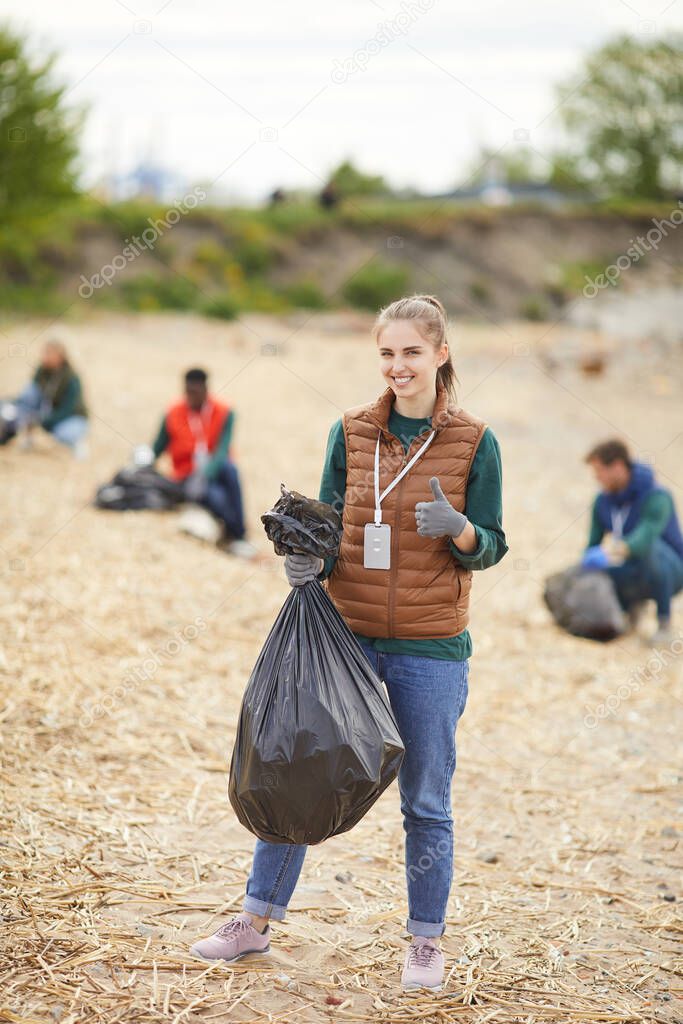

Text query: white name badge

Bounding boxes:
[364,522,391,569]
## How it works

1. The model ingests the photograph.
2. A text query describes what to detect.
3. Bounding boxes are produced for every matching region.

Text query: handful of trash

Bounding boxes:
[260,482,342,558]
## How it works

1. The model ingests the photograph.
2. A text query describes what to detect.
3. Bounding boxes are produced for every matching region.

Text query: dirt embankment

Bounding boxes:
[268,209,683,318]
[49,204,683,323]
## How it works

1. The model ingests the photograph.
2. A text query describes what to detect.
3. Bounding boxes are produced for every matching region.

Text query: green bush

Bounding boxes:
[558,258,616,295]
[119,273,200,311]
[342,261,408,310]
[0,283,67,313]
[518,296,549,321]
[193,239,229,276]
[201,293,240,320]
[469,279,491,304]
[237,280,288,313]
[93,201,162,243]
[0,211,78,286]
[257,201,332,237]
[282,279,327,309]
[231,223,277,275]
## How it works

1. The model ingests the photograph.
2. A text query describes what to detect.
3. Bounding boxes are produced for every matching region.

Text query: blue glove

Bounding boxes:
[415,477,468,539]
[581,545,610,570]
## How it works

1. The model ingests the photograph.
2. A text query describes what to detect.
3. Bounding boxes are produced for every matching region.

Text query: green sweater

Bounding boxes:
[319,407,508,661]
[152,409,235,480]
[587,490,676,558]
[34,364,87,429]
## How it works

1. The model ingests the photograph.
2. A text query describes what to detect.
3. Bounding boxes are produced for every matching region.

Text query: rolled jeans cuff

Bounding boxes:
[407,917,446,938]
[243,895,288,922]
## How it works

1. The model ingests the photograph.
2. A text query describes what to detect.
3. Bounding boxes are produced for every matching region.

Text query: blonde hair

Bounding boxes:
[44,339,67,358]
[371,294,457,401]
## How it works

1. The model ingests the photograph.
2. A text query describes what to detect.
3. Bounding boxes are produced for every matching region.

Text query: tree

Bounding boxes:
[0,25,84,218]
[553,34,683,198]
[327,160,388,197]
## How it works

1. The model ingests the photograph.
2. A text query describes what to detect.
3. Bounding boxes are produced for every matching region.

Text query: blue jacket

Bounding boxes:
[594,462,683,559]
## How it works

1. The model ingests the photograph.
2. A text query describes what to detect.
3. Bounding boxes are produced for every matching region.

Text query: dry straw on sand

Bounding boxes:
[1,312,681,1022]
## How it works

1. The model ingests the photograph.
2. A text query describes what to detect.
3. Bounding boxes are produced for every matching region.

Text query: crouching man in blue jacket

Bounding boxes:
[583,439,683,646]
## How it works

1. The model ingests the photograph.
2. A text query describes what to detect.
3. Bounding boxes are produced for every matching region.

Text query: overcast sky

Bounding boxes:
[7,0,682,203]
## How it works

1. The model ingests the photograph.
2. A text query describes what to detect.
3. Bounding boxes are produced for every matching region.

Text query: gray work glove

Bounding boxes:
[415,476,468,538]
[285,551,323,586]
[183,471,208,503]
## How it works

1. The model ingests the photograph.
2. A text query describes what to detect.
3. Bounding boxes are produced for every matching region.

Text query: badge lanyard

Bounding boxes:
[364,428,436,570]
[187,401,213,471]
[373,429,436,524]
[610,504,631,538]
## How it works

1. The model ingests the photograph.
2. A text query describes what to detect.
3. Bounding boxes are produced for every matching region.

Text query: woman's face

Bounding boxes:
[376,320,447,399]
[41,343,65,371]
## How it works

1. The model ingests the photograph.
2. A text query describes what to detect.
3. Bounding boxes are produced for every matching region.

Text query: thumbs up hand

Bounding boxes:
[415,476,468,538]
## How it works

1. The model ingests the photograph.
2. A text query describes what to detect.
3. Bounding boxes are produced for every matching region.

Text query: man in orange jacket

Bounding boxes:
[152,367,253,556]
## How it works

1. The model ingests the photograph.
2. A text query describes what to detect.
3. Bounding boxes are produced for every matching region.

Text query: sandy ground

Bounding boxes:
[1,309,682,1023]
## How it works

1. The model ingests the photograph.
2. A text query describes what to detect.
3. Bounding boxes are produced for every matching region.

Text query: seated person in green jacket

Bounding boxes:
[0,340,89,457]
[583,439,683,645]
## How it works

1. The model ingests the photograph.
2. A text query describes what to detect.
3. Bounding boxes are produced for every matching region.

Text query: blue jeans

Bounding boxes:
[243,641,469,937]
[202,460,246,539]
[51,415,88,447]
[13,382,88,449]
[15,382,48,427]
[606,537,683,620]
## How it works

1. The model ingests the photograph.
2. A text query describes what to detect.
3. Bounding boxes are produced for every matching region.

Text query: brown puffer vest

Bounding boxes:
[325,381,486,639]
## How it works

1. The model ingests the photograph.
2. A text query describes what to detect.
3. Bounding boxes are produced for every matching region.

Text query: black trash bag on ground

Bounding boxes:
[94,466,185,511]
[228,485,405,845]
[543,565,627,641]
[0,400,18,446]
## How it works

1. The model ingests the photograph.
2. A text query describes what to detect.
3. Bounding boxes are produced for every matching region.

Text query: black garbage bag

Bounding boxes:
[543,565,627,641]
[261,482,342,558]
[0,399,19,446]
[228,484,405,845]
[94,466,185,511]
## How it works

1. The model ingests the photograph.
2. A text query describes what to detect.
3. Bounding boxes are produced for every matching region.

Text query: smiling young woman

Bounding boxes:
[189,294,508,993]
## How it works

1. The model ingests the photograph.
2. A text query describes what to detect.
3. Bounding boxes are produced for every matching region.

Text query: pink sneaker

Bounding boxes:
[189,912,271,962]
[401,936,444,990]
